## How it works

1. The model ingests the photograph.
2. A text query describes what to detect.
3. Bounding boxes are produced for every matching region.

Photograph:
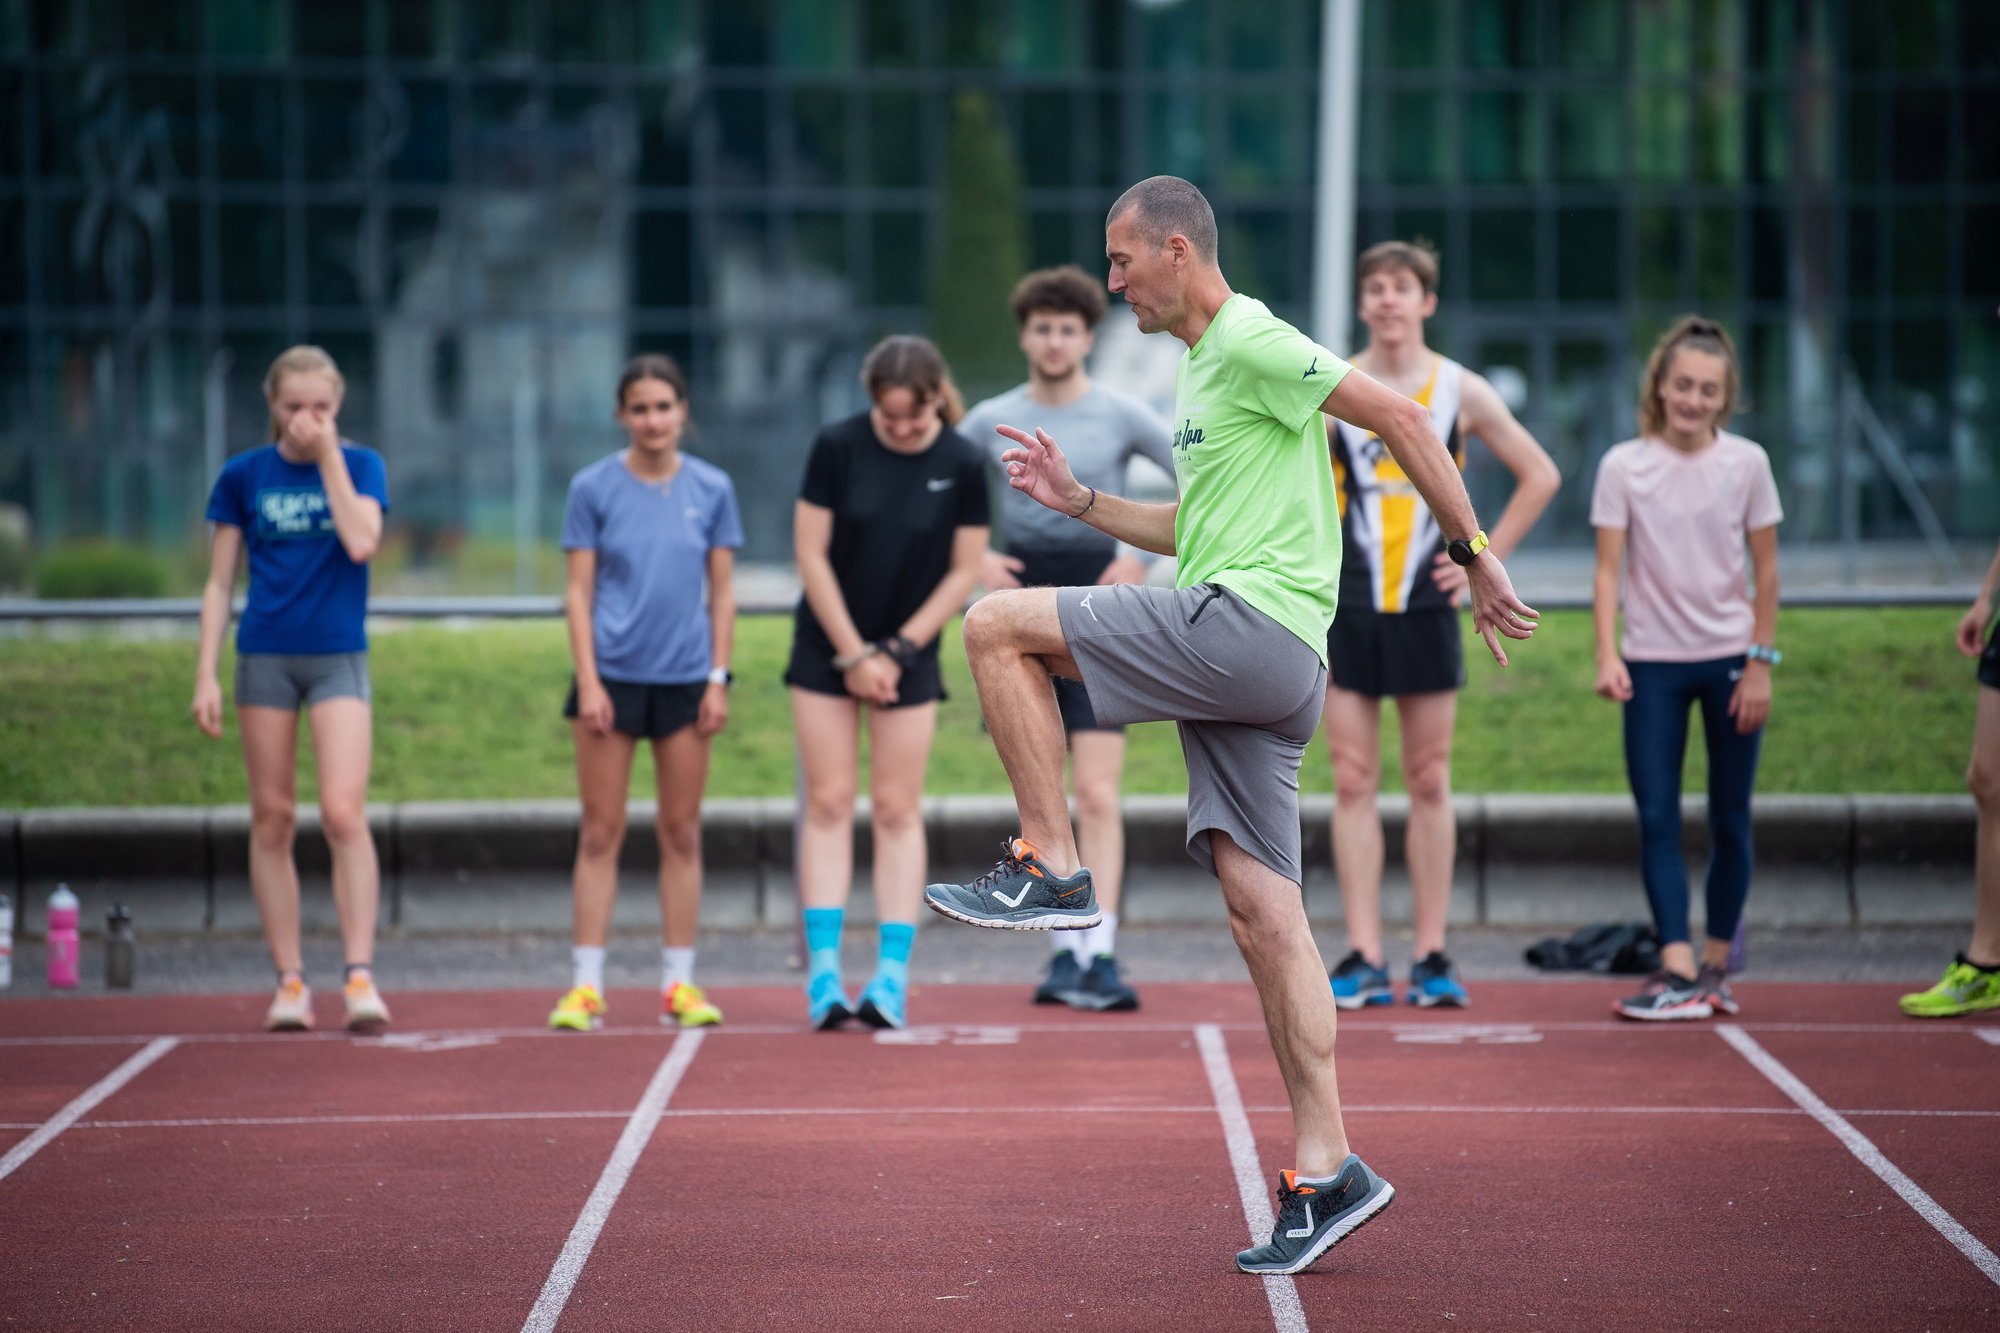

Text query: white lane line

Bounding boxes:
[9,1017,1996,1049]
[0,1037,178,1185]
[521,1030,705,1333]
[1195,1024,1308,1333]
[1718,1024,2000,1287]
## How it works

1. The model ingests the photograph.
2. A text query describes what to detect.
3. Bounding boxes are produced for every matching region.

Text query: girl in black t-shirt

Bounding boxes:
[787,336,990,1032]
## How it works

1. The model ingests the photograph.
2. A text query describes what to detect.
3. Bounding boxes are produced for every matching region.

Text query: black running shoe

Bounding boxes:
[1072,955,1139,1011]
[1694,963,1740,1016]
[924,837,1100,930]
[1236,1156,1396,1275]
[1034,950,1084,1005]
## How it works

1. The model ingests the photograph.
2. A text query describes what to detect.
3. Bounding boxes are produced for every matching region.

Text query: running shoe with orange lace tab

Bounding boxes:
[549,984,607,1031]
[662,981,722,1027]
[924,837,1099,930]
[343,974,391,1030]
[1236,1157,1396,1275]
[265,977,313,1032]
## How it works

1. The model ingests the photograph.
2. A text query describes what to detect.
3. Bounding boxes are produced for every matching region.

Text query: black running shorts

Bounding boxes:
[1326,605,1465,698]
[1981,621,2000,692]
[563,677,707,739]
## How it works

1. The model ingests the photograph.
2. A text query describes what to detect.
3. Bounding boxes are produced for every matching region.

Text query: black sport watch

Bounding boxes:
[1446,530,1490,567]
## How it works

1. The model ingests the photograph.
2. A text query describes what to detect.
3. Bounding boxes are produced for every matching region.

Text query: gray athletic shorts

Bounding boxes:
[234,652,371,711]
[1056,582,1327,884]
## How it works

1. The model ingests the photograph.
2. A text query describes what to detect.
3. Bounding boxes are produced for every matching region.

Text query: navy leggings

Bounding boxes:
[1622,656,1764,947]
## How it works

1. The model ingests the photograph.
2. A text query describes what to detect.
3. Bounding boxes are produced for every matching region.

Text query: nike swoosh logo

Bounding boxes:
[927,478,954,491]
[1286,1201,1315,1239]
[1303,359,1319,379]
[993,885,1033,908]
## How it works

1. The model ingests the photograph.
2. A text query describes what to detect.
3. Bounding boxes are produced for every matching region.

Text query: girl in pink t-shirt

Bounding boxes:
[1590,317,1782,1022]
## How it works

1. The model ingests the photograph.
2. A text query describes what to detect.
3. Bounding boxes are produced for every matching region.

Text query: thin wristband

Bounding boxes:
[1071,486,1097,519]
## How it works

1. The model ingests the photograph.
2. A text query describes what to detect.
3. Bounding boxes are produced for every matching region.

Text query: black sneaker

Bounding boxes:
[1071,955,1140,1011]
[1034,950,1084,1005]
[1235,1156,1395,1275]
[1694,963,1740,1016]
[924,837,1100,931]
[1613,968,1712,1021]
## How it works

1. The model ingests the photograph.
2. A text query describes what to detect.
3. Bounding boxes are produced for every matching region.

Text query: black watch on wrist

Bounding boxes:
[1446,530,1491,568]
[880,634,919,668]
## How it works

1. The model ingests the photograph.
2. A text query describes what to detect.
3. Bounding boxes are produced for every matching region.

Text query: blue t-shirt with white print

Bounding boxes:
[204,443,390,655]
[561,452,745,685]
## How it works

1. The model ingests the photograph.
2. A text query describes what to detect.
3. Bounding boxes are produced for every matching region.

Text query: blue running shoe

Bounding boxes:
[1407,951,1469,1008]
[807,971,853,1031]
[1329,951,1393,1010]
[856,972,907,1030]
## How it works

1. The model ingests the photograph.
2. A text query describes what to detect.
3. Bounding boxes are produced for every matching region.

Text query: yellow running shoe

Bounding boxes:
[549,984,607,1032]
[663,981,722,1027]
[1899,956,2000,1018]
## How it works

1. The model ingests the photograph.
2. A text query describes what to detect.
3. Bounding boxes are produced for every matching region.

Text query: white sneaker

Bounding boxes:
[265,978,314,1031]
[343,975,391,1030]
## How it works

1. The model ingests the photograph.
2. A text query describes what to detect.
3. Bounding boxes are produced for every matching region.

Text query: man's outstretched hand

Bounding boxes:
[1466,555,1539,666]
[995,425,1090,517]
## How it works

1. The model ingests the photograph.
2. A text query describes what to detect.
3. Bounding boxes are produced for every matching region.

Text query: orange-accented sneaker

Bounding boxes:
[343,975,391,1030]
[663,981,722,1027]
[265,977,314,1031]
[923,837,1100,931]
[550,984,608,1031]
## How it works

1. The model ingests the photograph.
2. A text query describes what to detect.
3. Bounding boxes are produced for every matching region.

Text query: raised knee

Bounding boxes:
[577,815,626,861]
[961,596,1005,657]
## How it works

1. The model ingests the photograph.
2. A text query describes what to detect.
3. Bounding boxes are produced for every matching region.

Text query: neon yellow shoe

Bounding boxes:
[549,984,607,1031]
[663,981,722,1027]
[1899,956,2000,1019]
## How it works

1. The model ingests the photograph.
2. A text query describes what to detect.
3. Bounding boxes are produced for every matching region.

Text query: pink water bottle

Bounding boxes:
[47,884,80,990]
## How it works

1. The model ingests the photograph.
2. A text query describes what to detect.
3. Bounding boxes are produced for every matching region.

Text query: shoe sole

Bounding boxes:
[345,1014,390,1032]
[1069,989,1139,1012]
[265,1017,313,1032]
[1237,1180,1397,1275]
[662,1013,721,1027]
[1331,991,1393,1011]
[1614,999,1714,1021]
[1411,992,1469,1009]
[856,997,904,1030]
[1900,997,2000,1018]
[812,1002,853,1032]
[925,896,1100,931]
[551,1016,604,1031]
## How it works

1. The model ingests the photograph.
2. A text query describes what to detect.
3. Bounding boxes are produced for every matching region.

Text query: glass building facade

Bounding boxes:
[0,0,1994,580]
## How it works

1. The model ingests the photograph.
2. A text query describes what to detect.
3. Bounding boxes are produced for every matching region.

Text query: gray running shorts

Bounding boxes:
[1056,582,1327,884]
[235,651,372,711]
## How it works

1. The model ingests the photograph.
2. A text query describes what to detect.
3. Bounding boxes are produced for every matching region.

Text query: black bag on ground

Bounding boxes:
[1524,922,1661,975]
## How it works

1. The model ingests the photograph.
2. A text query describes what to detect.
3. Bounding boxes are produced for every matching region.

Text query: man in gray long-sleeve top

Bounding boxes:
[957,265,1177,1013]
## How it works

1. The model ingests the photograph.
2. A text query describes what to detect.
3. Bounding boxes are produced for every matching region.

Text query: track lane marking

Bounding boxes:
[1718,1024,2000,1287]
[521,1030,705,1333]
[1195,1024,1308,1333]
[0,1037,178,1185]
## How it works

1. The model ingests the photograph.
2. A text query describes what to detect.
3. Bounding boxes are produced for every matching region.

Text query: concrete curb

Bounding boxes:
[0,794,1977,936]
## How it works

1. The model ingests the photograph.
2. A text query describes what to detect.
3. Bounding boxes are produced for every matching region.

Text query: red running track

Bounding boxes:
[0,983,1996,1331]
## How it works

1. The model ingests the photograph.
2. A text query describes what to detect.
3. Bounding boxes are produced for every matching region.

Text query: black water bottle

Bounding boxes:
[105,904,135,989]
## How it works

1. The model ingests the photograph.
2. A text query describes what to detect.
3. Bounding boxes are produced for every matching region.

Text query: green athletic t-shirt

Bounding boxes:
[1171,294,1349,662]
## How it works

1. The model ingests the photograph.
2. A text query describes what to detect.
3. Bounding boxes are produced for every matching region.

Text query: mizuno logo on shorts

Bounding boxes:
[1079,592,1097,621]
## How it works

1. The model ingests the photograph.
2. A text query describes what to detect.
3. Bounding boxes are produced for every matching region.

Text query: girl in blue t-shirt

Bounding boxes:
[193,345,391,1033]
[548,354,744,1034]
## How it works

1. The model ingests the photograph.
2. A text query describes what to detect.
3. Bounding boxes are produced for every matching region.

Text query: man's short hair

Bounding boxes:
[1356,239,1440,296]
[1008,265,1108,328]
[1106,175,1218,261]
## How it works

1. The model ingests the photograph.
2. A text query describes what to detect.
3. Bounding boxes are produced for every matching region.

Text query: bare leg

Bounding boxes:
[1396,691,1458,959]
[866,704,939,924]
[240,706,303,977]
[571,722,638,949]
[961,590,1084,875]
[652,726,712,950]
[1215,831,1349,1175]
[308,698,381,969]
[1070,731,1127,915]
[1970,688,2000,963]
[1325,686,1384,966]
[792,689,860,911]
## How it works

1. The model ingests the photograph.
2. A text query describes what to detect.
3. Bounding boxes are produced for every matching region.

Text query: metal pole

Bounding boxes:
[512,376,539,595]
[202,349,230,491]
[1312,0,1363,355]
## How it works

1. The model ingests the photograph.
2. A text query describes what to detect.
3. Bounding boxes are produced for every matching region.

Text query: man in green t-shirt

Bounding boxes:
[925,176,1539,1275]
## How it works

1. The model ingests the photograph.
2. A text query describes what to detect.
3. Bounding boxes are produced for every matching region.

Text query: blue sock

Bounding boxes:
[805,908,844,978]
[876,922,916,986]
